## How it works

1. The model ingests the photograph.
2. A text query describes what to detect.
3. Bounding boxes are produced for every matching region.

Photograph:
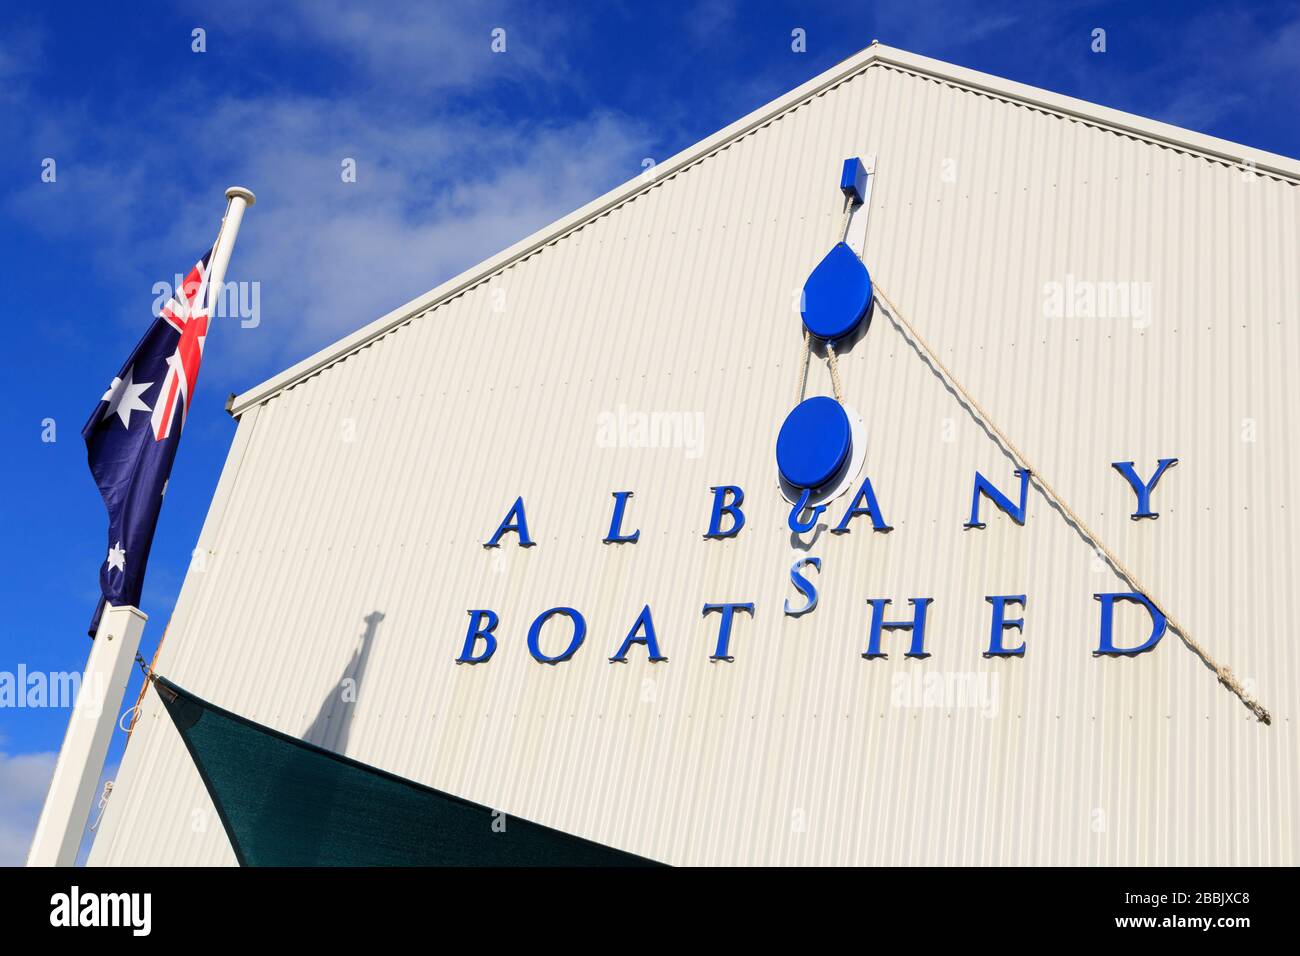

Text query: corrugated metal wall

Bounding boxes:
[91,54,1299,866]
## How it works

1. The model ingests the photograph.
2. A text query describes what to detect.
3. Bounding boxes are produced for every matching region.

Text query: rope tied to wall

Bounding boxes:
[871,281,1271,725]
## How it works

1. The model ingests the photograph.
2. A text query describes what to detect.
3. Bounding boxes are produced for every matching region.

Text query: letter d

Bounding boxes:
[1094,593,1166,656]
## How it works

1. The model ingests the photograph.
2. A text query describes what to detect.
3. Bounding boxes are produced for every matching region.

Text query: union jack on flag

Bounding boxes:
[152,255,213,440]
[83,249,215,635]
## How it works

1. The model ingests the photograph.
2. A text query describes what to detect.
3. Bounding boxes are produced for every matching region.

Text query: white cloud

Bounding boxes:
[683,0,739,45]
[202,0,574,94]
[199,99,651,359]
[4,8,652,380]
[0,750,57,866]
[0,25,41,81]
[869,0,1024,52]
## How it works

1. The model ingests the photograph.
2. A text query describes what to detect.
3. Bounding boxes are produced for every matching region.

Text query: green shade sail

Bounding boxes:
[155,676,659,867]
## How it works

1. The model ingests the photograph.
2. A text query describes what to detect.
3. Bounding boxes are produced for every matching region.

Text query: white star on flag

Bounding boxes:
[106,541,126,573]
[101,366,154,428]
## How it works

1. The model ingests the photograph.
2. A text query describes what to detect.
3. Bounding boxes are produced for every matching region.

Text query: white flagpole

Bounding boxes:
[206,187,257,315]
[26,606,148,866]
[27,186,256,867]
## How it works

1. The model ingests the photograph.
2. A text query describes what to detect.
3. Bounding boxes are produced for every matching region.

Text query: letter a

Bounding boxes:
[484,496,534,547]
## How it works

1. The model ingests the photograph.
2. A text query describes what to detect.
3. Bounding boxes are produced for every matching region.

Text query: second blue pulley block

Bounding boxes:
[776,396,852,490]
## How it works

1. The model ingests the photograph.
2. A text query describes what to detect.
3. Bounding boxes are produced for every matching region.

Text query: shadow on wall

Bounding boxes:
[239,610,386,865]
[303,610,384,755]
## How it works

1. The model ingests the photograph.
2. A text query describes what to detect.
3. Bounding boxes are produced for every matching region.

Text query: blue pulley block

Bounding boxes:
[801,242,873,342]
[776,396,852,490]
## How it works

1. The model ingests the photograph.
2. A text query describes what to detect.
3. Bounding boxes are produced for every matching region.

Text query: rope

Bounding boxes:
[115,652,154,733]
[825,341,845,403]
[88,780,114,832]
[121,647,166,736]
[795,328,811,404]
[871,282,1271,725]
[117,702,140,733]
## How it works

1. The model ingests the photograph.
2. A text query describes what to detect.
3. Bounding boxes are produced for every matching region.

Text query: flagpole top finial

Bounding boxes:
[225,186,256,206]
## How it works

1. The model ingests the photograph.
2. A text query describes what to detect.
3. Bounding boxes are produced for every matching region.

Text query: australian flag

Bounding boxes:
[83,250,213,635]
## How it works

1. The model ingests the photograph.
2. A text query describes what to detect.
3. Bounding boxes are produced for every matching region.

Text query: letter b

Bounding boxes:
[704,485,745,539]
[458,609,499,664]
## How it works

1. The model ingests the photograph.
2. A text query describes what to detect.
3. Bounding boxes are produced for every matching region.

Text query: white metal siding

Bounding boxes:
[91,51,1299,866]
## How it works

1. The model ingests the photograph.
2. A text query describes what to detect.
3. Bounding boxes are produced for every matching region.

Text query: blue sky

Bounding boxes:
[1,0,1297,864]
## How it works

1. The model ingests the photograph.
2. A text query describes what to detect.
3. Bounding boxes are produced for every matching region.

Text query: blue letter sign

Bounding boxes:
[965,469,1030,528]
[603,491,641,543]
[702,602,755,662]
[458,609,499,664]
[831,476,892,533]
[704,485,746,539]
[1111,459,1178,520]
[864,599,933,659]
[485,496,534,548]
[784,557,821,616]
[527,607,586,664]
[984,595,1027,657]
[1094,592,1167,656]
[609,605,667,662]
[458,452,1199,667]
